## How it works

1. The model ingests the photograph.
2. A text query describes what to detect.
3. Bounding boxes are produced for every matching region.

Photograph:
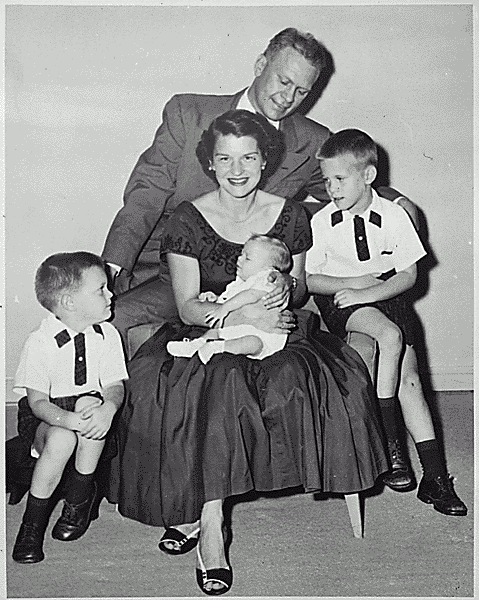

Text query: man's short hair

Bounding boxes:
[317,128,378,168]
[264,28,328,72]
[35,251,106,312]
[247,234,292,273]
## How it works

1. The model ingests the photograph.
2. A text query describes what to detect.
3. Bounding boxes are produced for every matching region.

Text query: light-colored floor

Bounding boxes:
[4,391,474,598]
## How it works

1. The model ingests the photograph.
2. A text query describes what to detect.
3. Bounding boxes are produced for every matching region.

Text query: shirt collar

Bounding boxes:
[332,189,381,222]
[237,89,280,129]
[41,313,103,340]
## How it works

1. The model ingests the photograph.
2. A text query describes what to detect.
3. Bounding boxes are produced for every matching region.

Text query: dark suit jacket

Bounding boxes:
[102,90,331,282]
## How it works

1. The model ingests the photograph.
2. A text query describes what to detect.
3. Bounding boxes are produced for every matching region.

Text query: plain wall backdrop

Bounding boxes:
[5,4,473,397]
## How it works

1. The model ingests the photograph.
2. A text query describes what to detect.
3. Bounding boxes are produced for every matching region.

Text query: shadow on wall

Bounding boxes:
[297,45,335,117]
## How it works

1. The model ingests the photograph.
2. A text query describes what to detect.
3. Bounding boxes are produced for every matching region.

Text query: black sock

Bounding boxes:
[378,396,401,443]
[415,439,447,481]
[65,469,95,505]
[22,493,52,528]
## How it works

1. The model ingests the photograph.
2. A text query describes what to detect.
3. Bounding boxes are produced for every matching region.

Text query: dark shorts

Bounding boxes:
[17,391,103,449]
[313,293,418,346]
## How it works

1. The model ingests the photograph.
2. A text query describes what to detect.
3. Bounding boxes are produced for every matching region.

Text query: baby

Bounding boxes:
[167,234,292,364]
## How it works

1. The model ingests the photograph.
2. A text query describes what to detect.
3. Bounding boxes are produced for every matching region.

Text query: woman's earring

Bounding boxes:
[208,162,214,171]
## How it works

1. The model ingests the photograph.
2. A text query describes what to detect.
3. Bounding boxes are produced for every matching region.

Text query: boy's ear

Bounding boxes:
[365,165,377,185]
[59,292,75,312]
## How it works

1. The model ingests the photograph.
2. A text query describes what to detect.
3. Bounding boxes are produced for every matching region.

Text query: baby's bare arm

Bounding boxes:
[205,289,265,328]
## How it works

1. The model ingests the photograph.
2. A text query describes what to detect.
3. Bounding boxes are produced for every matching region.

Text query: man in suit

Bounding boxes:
[102,27,408,338]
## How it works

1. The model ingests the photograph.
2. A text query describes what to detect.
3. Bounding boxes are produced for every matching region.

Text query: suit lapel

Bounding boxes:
[265,116,311,189]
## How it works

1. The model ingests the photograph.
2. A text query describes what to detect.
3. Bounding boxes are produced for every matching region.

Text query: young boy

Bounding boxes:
[306,129,466,516]
[12,252,129,563]
[167,234,291,364]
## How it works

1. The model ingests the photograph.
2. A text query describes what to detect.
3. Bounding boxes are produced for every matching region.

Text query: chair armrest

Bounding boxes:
[127,322,165,360]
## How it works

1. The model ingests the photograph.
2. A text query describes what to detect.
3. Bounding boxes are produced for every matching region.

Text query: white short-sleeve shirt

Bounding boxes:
[14,313,129,398]
[305,190,426,277]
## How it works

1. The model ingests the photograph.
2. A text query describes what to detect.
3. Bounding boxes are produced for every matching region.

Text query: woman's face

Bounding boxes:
[211,134,266,198]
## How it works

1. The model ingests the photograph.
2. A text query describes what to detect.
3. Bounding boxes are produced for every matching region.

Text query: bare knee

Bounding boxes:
[245,335,263,356]
[75,395,103,413]
[43,426,77,457]
[376,323,403,354]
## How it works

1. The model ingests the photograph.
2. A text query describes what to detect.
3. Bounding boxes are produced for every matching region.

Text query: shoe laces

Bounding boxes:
[61,500,82,524]
[389,440,404,462]
[434,474,454,493]
[18,522,42,543]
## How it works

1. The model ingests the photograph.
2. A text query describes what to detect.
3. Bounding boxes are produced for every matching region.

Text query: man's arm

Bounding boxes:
[376,186,419,229]
[102,95,186,273]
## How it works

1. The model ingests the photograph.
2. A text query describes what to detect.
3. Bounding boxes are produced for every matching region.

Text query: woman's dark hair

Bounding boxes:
[196,109,284,181]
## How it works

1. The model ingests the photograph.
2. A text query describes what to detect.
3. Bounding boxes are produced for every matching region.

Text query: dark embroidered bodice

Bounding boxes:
[162,199,312,296]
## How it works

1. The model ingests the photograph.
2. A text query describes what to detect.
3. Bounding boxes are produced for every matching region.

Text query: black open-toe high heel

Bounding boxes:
[195,545,232,596]
[158,526,200,555]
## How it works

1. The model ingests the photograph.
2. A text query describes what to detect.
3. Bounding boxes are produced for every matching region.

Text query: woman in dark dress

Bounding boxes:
[108,110,388,595]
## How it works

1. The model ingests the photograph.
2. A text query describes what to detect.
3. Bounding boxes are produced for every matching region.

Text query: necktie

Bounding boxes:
[354,215,370,261]
[74,333,86,386]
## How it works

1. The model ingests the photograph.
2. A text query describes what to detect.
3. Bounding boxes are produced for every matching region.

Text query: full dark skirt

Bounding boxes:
[107,311,388,528]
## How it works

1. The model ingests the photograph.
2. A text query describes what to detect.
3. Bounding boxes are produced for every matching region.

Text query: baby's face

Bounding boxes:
[236,240,274,280]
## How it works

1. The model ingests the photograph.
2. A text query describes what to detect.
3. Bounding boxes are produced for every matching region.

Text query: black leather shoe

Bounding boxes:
[417,475,467,516]
[12,522,46,563]
[382,439,416,492]
[51,482,99,542]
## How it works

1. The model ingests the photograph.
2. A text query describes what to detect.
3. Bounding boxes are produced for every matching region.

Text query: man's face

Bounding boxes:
[250,46,319,121]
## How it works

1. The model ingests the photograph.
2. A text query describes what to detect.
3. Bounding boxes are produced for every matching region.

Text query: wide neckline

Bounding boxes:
[186,198,288,247]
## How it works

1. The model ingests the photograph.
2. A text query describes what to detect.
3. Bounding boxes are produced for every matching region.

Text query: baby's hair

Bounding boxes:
[35,251,106,313]
[247,234,292,273]
[317,128,378,169]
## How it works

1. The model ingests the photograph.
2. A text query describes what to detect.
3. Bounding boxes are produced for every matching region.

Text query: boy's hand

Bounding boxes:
[262,272,291,310]
[205,304,230,328]
[198,291,218,302]
[78,402,116,440]
[334,287,374,308]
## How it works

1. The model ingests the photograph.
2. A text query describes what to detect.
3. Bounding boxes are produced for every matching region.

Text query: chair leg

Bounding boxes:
[344,493,363,538]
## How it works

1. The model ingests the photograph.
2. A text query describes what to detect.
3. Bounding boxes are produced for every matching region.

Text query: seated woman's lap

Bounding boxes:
[112,324,388,527]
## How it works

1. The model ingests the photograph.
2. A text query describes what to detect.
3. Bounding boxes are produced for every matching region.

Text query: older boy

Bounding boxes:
[12,252,128,563]
[306,129,466,516]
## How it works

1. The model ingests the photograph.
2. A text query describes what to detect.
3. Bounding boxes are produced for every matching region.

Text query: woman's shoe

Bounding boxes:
[196,545,232,596]
[158,526,200,555]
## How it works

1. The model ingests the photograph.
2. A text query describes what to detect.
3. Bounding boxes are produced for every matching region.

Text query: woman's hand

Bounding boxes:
[262,272,292,310]
[224,300,296,334]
